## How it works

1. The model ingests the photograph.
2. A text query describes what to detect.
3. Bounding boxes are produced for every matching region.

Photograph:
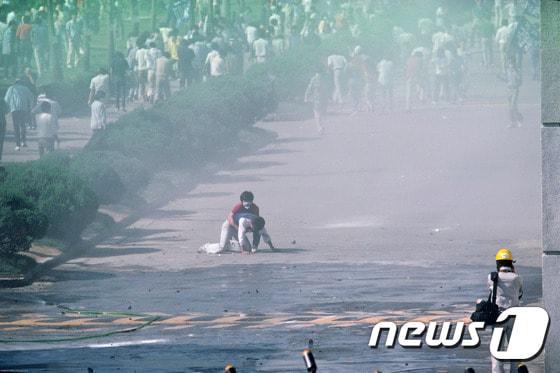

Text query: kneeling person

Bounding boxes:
[219,191,274,253]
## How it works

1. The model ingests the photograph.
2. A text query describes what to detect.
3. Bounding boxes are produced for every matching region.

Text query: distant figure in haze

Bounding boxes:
[253,31,270,63]
[406,50,426,111]
[88,68,109,106]
[16,15,33,69]
[0,100,7,162]
[65,12,82,68]
[155,52,172,102]
[34,88,62,149]
[177,38,195,88]
[4,79,33,151]
[377,56,394,113]
[90,91,107,133]
[432,47,450,103]
[327,52,347,105]
[34,101,58,157]
[135,40,149,102]
[3,20,17,78]
[305,68,328,134]
[146,42,162,103]
[506,61,522,128]
[31,17,49,77]
[111,51,129,111]
[495,19,510,75]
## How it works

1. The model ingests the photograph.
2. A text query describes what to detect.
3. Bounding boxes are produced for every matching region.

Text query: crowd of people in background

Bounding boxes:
[0,0,540,160]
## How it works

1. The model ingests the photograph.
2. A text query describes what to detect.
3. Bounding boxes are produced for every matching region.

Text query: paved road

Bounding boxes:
[0,63,543,372]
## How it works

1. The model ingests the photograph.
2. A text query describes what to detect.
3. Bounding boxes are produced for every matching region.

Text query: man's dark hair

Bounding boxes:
[496,259,514,271]
[253,216,265,231]
[40,101,51,114]
[240,191,254,202]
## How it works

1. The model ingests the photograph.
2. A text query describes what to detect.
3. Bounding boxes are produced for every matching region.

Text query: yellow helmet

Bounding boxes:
[496,248,513,261]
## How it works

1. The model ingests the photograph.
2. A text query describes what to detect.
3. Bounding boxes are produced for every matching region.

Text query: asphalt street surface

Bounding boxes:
[0,65,542,372]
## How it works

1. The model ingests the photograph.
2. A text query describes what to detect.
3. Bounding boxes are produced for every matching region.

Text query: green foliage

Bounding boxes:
[0,190,48,256]
[72,151,151,197]
[1,156,99,240]
[0,253,37,276]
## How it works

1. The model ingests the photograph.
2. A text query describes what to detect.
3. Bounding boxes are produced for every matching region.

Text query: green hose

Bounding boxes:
[0,306,160,344]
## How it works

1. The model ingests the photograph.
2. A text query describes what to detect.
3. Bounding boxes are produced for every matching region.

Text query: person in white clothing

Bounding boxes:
[135,42,149,101]
[487,248,523,373]
[88,68,109,105]
[377,57,394,112]
[327,53,347,104]
[34,101,57,157]
[146,42,162,103]
[245,25,257,47]
[33,89,62,149]
[495,19,510,75]
[90,91,107,132]
[253,35,269,63]
[209,51,225,77]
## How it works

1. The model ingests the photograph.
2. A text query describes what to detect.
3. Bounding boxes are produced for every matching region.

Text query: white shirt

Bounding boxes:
[253,38,269,58]
[245,26,257,45]
[488,268,523,310]
[205,49,219,66]
[33,95,62,124]
[327,54,347,70]
[210,55,225,76]
[36,112,58,138]
[146,47,162,71]
[495,25,510,45]
[432,31,453,52]
[6,11,15,25]
[377,59,394,86]
[136,48,148,70]
[90,100,106,130]
[90,73,109,94]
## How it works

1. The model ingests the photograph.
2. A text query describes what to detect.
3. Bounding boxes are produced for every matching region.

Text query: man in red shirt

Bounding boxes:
[219,191,274,253]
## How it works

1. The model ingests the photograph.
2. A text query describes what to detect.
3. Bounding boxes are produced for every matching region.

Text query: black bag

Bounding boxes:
[470,271,501,325]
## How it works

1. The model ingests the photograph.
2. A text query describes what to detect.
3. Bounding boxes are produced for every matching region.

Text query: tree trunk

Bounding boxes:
[151,0,156,32]
[108,0,114,69]
[131,0,139,36]
[189,0,197,29]
[208,0,214,35]
[48,0,64,81]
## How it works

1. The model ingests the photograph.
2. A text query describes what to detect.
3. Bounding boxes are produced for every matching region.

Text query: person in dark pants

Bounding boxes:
[4,79,33,151]
[177,38,195,89]
[0,100,7,162]
[111,51,129,111]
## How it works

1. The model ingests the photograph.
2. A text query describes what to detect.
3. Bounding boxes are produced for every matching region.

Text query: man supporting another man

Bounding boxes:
[219,191,274,253]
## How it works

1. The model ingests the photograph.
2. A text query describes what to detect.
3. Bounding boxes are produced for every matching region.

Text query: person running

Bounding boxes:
[327,52,347,104]
[305,67,329,134]
[506,60,522,128]
[377,56,395,112]
[488,248,523,373]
